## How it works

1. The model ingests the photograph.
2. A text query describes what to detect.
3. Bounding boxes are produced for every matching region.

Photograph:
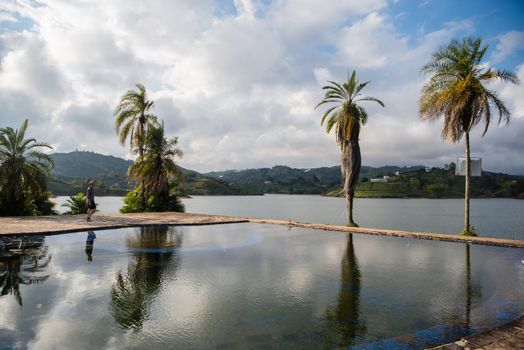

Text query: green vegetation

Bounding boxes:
[115,83,185,213]
[115,83,159,208]
[121,123,185,213]
[62,193,88,214]
[45,151,254,196]
[324,166,524,199]
[316,70,384,226]
[420,37,519,235]
[120,186,184,213]
[49,151,132,195]
[0,120,56,216]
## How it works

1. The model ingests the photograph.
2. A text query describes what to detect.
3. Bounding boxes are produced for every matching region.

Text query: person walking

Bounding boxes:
[86,180,96,221]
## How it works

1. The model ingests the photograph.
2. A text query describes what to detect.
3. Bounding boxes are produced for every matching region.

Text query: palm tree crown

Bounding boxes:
[0,119,54,215]
[128,123,183,196]
[316,70,384,150]
[420,37,519,141]
[114,83,158,155]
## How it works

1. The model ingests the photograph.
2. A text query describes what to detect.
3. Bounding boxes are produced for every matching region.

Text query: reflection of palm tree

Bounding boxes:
[110,225,183,331]
[464,243,482,333]
[465,244,472,332]
[0,238,51,306]
[324,234,365,347]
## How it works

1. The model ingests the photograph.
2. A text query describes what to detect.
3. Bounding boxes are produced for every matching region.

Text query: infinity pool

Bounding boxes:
[1,223,523,349]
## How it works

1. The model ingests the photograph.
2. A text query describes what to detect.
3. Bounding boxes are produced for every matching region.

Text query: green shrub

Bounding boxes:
[120,186,185,213]
[62,193,88,214]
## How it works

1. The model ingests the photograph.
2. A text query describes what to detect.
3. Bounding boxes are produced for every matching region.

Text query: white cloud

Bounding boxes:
[492,30,524,63]
[0,0,522,174]
[337,12,409,69]
[500,64,524,119]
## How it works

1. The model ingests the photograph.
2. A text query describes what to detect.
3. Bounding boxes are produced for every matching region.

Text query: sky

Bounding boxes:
[1,0,524,174]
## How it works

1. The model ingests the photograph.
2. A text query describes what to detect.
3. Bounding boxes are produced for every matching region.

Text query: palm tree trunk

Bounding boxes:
[348,194,354,225]
[343,140,361,226]
[139,120,146,210]
[464,132,471,234]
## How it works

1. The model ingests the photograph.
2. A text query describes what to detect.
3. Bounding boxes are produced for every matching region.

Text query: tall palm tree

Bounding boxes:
[114,83,158,208]
[127,122,183,197]
[316,71,384,226]
[420,37,519,235]
[0,119,54,216]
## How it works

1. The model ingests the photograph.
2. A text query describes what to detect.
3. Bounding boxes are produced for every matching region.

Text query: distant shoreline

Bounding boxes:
[50,193,523,199]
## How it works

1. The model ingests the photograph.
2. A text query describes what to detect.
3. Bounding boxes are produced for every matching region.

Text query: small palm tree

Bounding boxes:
[0,119,54,216]
[61,192,88,214]
[128,122,183,196]
[316,71,384,226]
[420,37,519,236]
[114,83,158,208]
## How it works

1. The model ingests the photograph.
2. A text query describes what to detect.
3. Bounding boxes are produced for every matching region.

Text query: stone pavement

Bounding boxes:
[430,315,524,349]
[0,212,249,236]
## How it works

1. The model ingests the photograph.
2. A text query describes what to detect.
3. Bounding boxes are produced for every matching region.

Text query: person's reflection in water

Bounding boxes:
[85,231,96,262]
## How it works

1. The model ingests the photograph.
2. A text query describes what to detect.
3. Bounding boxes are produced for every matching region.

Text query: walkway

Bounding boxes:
[0,212,249,236]
[0,213,523,248]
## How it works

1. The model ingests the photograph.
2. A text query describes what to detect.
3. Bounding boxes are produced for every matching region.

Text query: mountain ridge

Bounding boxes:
[45,151,523,198]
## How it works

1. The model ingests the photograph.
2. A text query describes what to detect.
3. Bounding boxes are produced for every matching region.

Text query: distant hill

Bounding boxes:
[47,151,257,196]
[326,167,524,199]
[46,152,524,198]
[205,165,425,194]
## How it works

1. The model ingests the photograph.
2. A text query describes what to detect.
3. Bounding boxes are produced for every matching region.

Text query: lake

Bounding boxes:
[52,195,524,239]
[1,223,523,349]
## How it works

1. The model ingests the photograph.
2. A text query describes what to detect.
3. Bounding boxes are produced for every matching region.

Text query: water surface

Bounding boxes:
[51,195,524,239]
[1,223,523,349]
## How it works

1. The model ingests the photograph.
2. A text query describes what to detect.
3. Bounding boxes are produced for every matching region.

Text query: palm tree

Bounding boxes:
[316,71,384,226]
[114,83,158,208]
[114,83,158,155]
[420,37,519,235]
[128,122,183,197]
[0,119,54,216]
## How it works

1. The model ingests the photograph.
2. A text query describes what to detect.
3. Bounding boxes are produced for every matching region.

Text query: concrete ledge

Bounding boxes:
[1,213,523,249]
[430,314,524,349]
[248,218,524,248]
